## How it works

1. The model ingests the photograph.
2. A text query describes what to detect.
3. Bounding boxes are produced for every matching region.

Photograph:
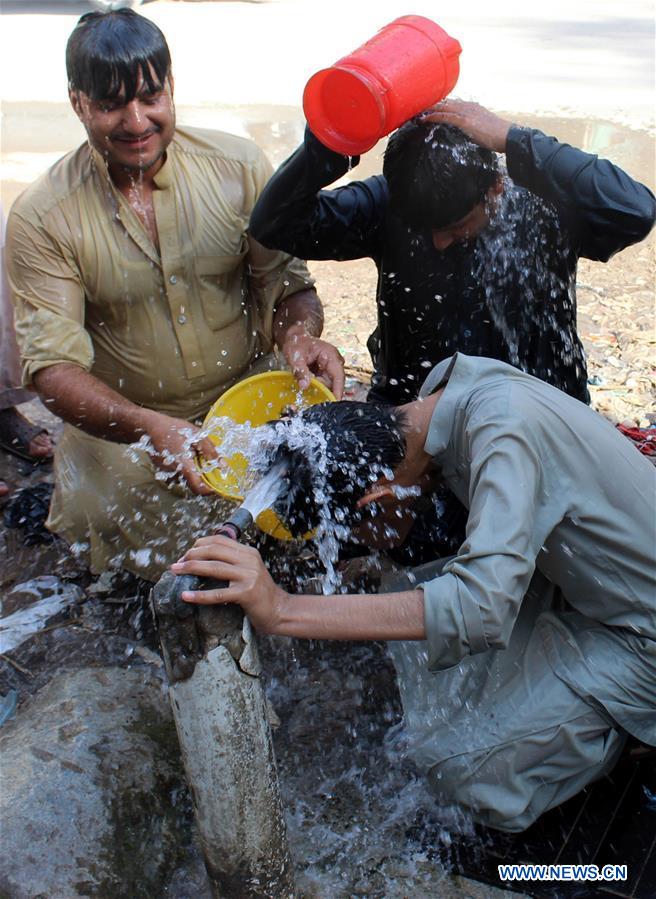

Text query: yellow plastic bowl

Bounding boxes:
[196,371,335,540]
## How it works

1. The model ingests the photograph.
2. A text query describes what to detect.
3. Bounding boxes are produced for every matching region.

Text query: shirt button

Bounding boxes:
[177,314,187,324]
[169,275,178,285]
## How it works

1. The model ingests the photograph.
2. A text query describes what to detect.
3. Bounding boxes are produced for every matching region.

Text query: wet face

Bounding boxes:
[69,68,175,179]
[430,180,504,252]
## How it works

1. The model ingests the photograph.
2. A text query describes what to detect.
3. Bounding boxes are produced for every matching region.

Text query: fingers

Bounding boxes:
[355,484,394,508]
[421,97,467,121]
[324,351,345,400]
[180,585,244,605]
[171,558,235,581]
[184,534,229,550]
[420,100,511,152]
[296,339,346,399]
[171,542,261,607]
[180,459,214,495]
[193,434,221,462]
[178,535,259,564]
[282,342,312,391]
[282,331,347,396]
[291,357,312,392]
[28,432,55,458]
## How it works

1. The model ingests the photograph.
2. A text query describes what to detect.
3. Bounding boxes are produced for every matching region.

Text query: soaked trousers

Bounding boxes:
[48,425,233,582]
[382,563,627,833]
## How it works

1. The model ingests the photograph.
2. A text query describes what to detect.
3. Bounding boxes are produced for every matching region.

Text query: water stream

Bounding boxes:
[239,460,288,520]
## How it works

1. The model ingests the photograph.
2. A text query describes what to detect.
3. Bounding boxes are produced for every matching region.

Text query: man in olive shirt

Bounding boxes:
[6,9,343,581]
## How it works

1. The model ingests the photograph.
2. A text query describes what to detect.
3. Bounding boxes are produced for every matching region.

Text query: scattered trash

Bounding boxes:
[0,577,83,654]
[616,423,656,458]
[3,483,55,545]
[0,654,33,678]
[134,646,164,668]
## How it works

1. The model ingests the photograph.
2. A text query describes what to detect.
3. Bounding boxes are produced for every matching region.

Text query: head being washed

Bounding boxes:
[263,402,409,538]
[383,120,502,251]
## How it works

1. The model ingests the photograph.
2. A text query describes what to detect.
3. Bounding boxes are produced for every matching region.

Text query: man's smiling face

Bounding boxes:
[70,67,175,178]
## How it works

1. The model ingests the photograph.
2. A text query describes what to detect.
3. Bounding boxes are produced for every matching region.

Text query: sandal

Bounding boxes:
[0,407,54,463]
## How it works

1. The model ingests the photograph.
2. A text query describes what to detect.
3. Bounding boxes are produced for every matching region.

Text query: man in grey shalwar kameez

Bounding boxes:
[170,352,656,833]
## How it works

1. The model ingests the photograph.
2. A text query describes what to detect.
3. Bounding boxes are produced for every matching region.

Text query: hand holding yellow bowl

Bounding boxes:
[195,371,335,540]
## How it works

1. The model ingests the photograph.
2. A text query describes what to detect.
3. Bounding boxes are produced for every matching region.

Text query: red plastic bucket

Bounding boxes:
[303,16,461,156]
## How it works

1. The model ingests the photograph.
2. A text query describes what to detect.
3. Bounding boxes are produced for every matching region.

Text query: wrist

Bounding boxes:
[104,403,163,444]
[276,321,311,350]
[494,119,513,153]
[134,407,164,437]
[267,585,292,636]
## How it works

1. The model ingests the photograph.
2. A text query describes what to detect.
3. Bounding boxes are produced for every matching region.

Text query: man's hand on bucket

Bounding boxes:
[142,412,220,495]
[171,536,286,633]
[279,325,345,399]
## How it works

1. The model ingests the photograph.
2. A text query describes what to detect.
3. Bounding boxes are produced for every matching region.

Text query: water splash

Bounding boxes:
[474,175,584,382]
[240,461,288,520]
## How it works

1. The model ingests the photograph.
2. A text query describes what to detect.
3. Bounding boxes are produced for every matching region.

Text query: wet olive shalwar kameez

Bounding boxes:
[7,128,313,580]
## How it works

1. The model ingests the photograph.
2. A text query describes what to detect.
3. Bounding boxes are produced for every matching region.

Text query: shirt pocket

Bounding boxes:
[194,243,248,332]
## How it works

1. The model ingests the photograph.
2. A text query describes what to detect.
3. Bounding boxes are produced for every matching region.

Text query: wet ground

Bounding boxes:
[1,1,654,896]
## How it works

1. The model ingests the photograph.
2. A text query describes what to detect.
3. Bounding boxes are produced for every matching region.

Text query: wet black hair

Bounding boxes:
[383,119,499,230]
[66,9,171,102]
[270,401,408,538]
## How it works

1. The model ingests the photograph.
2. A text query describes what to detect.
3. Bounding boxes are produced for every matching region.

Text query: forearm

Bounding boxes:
[269,588,426,641]
[250,128,353,251]
[506,126,656,257]
[273,288,324,345]
[33,363,158,443]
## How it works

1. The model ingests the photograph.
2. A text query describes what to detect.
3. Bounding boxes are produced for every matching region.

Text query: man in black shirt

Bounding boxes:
[250,98,655,558]
[250,99,655,406]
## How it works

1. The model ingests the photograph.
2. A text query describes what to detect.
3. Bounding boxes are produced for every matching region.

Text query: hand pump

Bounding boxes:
[152,504,294,899]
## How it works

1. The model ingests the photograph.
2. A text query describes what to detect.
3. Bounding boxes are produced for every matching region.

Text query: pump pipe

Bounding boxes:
[152,507,295,899]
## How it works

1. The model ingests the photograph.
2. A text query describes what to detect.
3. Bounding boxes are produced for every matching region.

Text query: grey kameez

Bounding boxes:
[386,354,656,831]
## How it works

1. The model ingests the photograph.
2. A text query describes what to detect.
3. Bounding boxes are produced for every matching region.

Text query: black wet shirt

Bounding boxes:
[251,126,655,405]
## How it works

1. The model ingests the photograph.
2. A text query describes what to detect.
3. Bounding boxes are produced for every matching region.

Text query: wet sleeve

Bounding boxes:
[243,148,316,346]
[249,126,387,261]
[506,125,656,261]
[421,418,561,671]
[5,209,94,386]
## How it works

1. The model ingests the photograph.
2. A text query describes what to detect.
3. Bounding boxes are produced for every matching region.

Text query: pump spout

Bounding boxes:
[215,506,254,541]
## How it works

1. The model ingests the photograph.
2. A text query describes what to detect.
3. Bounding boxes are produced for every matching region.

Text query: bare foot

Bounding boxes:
[0,407,54,461]
[28,430,54,459]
